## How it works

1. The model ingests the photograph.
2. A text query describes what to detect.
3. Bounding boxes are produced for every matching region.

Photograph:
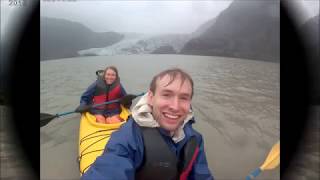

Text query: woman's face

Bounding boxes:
[104,69,117,85]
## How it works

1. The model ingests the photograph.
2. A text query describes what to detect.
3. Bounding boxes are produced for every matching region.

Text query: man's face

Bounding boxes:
[148,74,192,133]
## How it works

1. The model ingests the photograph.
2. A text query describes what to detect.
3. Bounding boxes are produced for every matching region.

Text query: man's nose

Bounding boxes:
[169,97,179,111]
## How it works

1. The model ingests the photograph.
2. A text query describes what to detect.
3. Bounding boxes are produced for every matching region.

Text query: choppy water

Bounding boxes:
[40,55,280,179]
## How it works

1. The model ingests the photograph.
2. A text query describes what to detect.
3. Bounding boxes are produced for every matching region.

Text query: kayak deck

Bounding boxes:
[78,105,130,175]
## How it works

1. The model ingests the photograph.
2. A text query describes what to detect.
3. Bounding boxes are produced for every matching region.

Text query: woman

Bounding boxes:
[77,66,127,124]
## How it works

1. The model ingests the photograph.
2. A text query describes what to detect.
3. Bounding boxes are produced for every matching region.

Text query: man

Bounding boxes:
[82,68,214,180]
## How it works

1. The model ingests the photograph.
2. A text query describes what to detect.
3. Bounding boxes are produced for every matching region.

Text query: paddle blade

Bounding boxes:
[40,113,58,127]
[260,141,280,170]
[96,70,104,77]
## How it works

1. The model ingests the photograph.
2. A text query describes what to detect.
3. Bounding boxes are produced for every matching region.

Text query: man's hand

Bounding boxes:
[75,104,91,113]
[120,94,137,108]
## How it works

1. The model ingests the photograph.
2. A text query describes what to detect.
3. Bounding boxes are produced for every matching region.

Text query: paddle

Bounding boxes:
[246,141,280,180]
[40,92,145,128]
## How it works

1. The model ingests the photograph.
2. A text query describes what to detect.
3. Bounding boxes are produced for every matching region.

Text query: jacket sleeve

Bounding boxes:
[120,83,127,97]
[80,81,97,105]
[81,119,144,180]
[189,135,214,180]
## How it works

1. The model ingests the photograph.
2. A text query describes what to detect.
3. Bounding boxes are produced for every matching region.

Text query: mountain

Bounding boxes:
[180,0,280,62]
[191,18,216,38]
[40,17,124,60]
[151,45,176,54]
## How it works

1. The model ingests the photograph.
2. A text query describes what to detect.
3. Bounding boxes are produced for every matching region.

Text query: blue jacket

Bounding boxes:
[80,80,126,116]
[82,118,214,180]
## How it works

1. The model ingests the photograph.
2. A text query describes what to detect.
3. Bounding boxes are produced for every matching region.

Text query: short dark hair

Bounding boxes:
[149,68,194,98]
[104,66,119,79]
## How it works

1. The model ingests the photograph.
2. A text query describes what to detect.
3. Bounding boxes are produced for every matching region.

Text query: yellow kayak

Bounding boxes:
[78,105,130,176]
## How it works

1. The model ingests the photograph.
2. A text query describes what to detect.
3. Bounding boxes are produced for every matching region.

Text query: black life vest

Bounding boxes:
[136,127,200,180]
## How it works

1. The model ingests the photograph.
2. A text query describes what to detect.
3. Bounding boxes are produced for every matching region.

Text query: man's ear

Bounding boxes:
[147,90,153,105]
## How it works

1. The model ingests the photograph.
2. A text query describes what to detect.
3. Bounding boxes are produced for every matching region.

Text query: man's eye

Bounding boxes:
[180,97,189,101]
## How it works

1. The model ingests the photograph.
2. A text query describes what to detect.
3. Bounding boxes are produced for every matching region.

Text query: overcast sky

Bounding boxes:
[39,0,319,34]
[40,0,234,34]
[1,0,319,38]
[300,0,319,19]
[286,0,320,24]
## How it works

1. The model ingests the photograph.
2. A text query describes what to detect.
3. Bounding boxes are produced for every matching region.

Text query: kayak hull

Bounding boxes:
[78,105,130,175]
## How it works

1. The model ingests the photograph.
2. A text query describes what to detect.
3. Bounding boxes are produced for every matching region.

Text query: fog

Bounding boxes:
[283,0,319,24]
[39,0,319,34]
[1,0,318,37]
[300,0,319,19]
[40,0,233,34]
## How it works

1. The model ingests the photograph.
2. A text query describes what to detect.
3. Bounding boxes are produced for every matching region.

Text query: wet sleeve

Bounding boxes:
[120,84,127,97]
[189,135,214,180]
[80,81,97,105]
[81,120,143,180]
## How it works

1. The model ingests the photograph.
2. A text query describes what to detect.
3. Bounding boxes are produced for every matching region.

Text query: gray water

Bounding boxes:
[40,55,280,180]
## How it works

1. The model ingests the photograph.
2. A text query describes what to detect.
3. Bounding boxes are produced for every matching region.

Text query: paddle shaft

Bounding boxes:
[246,141,280,179]
[40,92,145,128]
[246,168,261,180]
[56,92,145,118]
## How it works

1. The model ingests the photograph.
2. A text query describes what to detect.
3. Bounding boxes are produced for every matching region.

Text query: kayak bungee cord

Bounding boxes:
[77,93,145,175]
[79,126,120,144]
[80,148,106,174]
[80,129,111,145]
[78,130,113,175]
